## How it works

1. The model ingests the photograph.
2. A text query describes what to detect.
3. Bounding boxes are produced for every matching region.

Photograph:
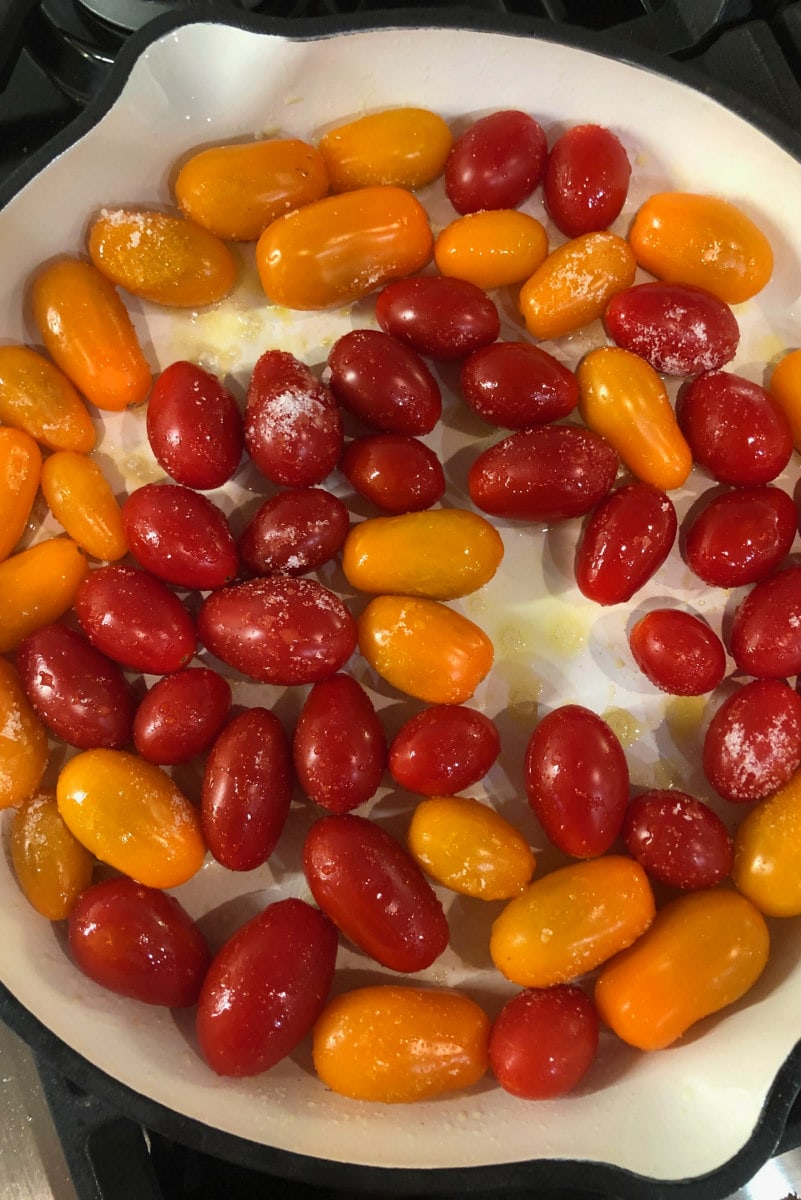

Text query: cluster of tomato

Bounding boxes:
[1,103,801,1108]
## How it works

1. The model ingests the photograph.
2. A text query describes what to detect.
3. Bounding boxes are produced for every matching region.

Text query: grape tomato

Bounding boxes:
[575,483,677,606]
[146,360,243,490]
[293,674,386,814]
[628,609,726,697]
[121,483,237,590]
[703,678,801,803]
[444,109,547,214]
[41,451,127,563]
[604,282,739,377]
[237,487,349,577]
[683,485,797,589]
[318,107,452,192]
[388,704,501,795]
[460,341,579,429]
[0,538,88,654]
[0,427,41,563]
[489,985,600,1100]
[732,770,801,917]
[327,329,441,435]
[543,123,631,238]
[622,789,733,890]
[11,792,94,921]
[0,345,95,453]
[340,433,445,513]
[375,275,500,361]
[0,658,49,811]
[730,565,801,678]
[434,209,549,290]
[133,667,232,765]
[677,371,792,486]
[519,231,636,341]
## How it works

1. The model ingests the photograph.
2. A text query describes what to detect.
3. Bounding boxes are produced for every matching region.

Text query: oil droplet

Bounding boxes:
[602,706,642,748]
[664,695,707,757]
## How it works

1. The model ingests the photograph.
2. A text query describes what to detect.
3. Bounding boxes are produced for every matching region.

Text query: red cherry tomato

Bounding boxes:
[524,705,629,858]
[237,487,350,577]
[444,110,547,215]
[604,282,739,378]
[293,674,386,813]
[340,433,445,513]
[543,123,631,238]
[388,704,500,796]
[489,985,599,1100]
[730,565,801,678]
[622,789,733,890]
[146,360,243,490]
[703,678,801,803]
[677,372,792,485]
[121,483,238,590]
[575,482,677,605]
[459,341,578,429]
[133,667,232,765]
[683,485,797,588]
[327,329,441,434]
[375,276,500,361]
[628,609,726,696]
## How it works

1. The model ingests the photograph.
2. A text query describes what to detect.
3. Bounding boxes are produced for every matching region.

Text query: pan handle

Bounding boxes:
[0,0,39,92]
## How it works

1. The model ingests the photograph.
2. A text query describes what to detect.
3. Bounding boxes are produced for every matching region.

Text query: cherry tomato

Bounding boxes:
[0,427,41,562]
[41,450,127,562]
[524,705,629,858]
[68,878,210,1006]
[0,538,87,654]
[0,345,95,453]
[769,348,801,451]
[388,704,500,795]
[468,425,618,523]
[460,342,578,429]
[604,282,739,377]
[622,789,733,890]
[146,360,243,490]
[489,985,599,1100]
[198,576,357,685]
[519,231,636,341]
[238,487,349,577]
[683,486,797,589]
[340,433,445,513]
[444,110,547,214]
[732,769,801,916]
[121,483,238,589]
[594,890,769,1050]
[293,674,386,813]
[628,609,726,696]
[303,813,449,972]
[201,708,293,871]
[575,483,677,606]
[16,623,135,750]
[133,667,232,765]
[0,658,48,810]
[677,371,792,486]
[434,209,548,289]
[11,792,94,920]
[75,564,195,674]
[313,985,489,1103]
[703,678,801,803]
[730,565,801,678]
[544,123,631,238]
[318,107,452,191]
[375,276,500,361]
[245,349,343,488]
[327,329,441,435]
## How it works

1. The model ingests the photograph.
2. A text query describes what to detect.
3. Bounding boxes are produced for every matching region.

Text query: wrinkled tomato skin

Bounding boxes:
[604,282,739,378]
[303,813,449,972]
[576,483,677,606]
[121,484,238,590]
[677,372,792,486]
[327,329,441,434]
[375,276,500,361]
[293,674,386,813]
[133,667,232,765]
[703,678,801,803]
[16,624,135,750]
[460,342,579,429]
[622,790,733,890]
[146,361,243,490]
[388,705,500,795]
[445,110,547,215]
[543,123,631,238]
[340,433,445,513]
[68,878,211,1007]
[628,609,726,697]
[683,486,796,589]
[196,898,338,1077]
[238,487,350,577]
[730,565,801,678]
[489,985,599,1100]
[201,708,293,871]
[469,425,618,523]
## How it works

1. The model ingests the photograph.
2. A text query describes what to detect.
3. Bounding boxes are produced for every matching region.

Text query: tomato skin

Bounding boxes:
[238,487,349,577]
[319,107,452,192]
[293,674,386,814]
[68,878,210,1007]
[575,483,677,606]
[197,898,338,1077]
[16,624,135,750]
[11,792,94,920]
[622,790,733,890]
[41,451,127,562]
[770,348,801,451]
[303,813,449,972]
[0,538,88,654]
[684,486,796,589]
[628,609,726,697]
[0,428,41,563]
[677,371,792,486]
[201,708,293,871]
[133,667,232,765]
[544,123,631,238]
[434,209,549,289]
[460,342,578,429]
[388,704,500,795]
[444,110,547,214]
[489,985,599,1100]
[524,705,629,858]
[121,483,238,590]
[146,361,243,490]
[340,433,445,513]
[375,276,500,361]
[198,576,357,685]
[594,890,769,1050]
[327,329,441,435]
[703,679,801,803]
[730,565,801,678]
[519,231,636,341]
[468,425,618,523]
[604,282,739,377]
[732,769,801,916]
[0,345,95,453]
[0,659,48,811]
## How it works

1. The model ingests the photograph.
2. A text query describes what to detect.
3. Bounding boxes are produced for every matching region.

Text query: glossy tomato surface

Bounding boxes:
[375,276,500,360]
[293,674,386,813]
[683,485,797,588]
[388,704,500,795]
[237,487,350,577]
[677,371,792,485]
[459,341,579,429]
[327,329,441,434]
[133,667,232,765]
[489,985,600,1100]
[622,790,733,890]
[122,483,238,590]
[628,609,726,696]
[146,360,243,489]
[730,565,801,677]
[604,282,739,377]
[543,123,631,238]
[575,482,677,605]
[445,110,547,214]
[340,433,445,513]
[703,678,801,803]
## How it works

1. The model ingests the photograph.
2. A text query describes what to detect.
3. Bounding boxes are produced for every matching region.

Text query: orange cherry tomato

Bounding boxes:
[56,749,206,889]
[0,345,95,452]
[731,768,801,916]
[318,107,452,192]
[41,451,127,561]
[0,427,42,562]
[357,595,493,704]
[11,792,94,920]
[88,208,237,307]
[407,794,535,900]
[313,984,490,1103]
[174,138,329,241]
[490,857,655,987]
[0,537,87,653]
[519,231,636,340]
[342,508,504,600]
[769,349,801,452]
[0,658,48,811]
[577,346,693,490]
[594,889,769,1050]
[434,209,549,289]
[629,193,773,304]
[31,258,152,412]
[256,186,433,310]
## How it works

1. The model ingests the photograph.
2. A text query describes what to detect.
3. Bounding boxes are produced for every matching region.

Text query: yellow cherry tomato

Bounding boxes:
[577,346,693,490]
[11,792,94,920]
[41,451,127,561]
[629,192,773,304]
[0,345,95,452]
[342,508,504,600]
[435,209,549,289]
[732,768,801,916]
[313,985,490,1103]
[174,137,329,241]
[0,658,48,811]
[0,427,42,562]
[594,889,769,1050]
[519,231,636,340]
[319,107,452,192]
[769,348,801,452]
[57,749,206,889]
[0,537,87,653]
[358,595,493,704]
